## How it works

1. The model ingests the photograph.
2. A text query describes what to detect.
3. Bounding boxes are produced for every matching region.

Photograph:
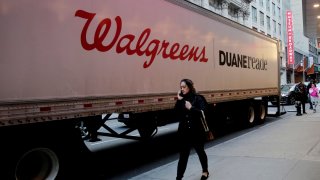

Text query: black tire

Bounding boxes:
[241,104,255,127]
[15,148,60,180]
[255,103,267,124]
[0,121,90,180]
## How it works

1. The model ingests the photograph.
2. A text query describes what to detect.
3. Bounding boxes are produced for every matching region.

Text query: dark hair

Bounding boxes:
[180,79,196,94]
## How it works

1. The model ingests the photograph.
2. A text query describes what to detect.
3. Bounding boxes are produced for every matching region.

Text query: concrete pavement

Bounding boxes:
[129,108,320,180]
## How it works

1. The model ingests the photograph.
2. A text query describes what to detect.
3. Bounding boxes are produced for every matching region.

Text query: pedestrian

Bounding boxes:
[307,80,315,110]
[174,79,209,180]
[294,82,308,116]
[308,83,319,113]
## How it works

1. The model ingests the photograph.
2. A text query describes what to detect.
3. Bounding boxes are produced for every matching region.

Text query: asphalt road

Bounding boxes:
[129,103,320,180]
[74,104,301,180]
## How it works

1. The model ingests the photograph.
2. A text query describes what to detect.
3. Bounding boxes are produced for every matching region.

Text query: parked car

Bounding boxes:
[280,84,296,105]
[278,82,318,105]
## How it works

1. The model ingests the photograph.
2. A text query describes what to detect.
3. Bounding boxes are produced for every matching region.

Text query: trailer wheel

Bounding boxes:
[15,148,59,180]
[255,103,267,124]
[243,105,255,127]
[0,121,90,180]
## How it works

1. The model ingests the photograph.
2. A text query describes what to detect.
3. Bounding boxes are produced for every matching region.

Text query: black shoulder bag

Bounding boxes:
[200,110,214,141]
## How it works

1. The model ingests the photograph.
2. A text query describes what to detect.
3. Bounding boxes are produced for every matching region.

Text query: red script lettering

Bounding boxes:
[75,10,208,68]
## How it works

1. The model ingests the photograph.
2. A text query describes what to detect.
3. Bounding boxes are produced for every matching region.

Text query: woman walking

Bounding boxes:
[174,79,209,180]
[308,83,319,112]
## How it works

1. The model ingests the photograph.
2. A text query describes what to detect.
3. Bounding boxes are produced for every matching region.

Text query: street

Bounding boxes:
[130,103,320,180]
[70,103,320,180]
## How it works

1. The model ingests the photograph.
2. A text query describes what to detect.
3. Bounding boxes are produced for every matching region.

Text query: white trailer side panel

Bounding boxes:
[0,0,278,102]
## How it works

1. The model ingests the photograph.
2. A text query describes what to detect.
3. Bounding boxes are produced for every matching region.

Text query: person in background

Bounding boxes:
[174,79,209,180]
[307,80,315,110]
[308,83,319,113]
[294,82,308,116]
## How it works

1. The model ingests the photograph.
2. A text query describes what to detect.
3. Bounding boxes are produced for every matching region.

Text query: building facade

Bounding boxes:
[290,0,319,83]
[186,0,320,84]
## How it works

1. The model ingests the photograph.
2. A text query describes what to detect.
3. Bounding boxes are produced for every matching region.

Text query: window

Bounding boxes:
[260,0,263,7]
[278,7,281,19]
[228,4,239,18]
[252,7,257,23]
[209,0,222,9]
[260,11,264,26]
[267,16,271,30]
[266,0,270,12]
[272,3,275,16]
[278,23,281,36]
[273,20,276,33]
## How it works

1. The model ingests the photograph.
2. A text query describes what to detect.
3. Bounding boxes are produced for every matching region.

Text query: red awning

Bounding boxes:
[295,64,304,72]
[307,64,315,75]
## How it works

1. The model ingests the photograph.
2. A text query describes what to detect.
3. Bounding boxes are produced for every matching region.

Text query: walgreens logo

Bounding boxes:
[75,10,208,68]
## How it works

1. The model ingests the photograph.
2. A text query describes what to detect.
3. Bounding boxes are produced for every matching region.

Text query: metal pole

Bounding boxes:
[292,64,295,83]
[302,57,305,82]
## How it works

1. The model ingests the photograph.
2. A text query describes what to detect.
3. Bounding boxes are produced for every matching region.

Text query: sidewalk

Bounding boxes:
[129,108,320,180]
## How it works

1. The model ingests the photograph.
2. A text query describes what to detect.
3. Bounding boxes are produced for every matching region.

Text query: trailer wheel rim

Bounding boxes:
[248,106,255,124]
[259,104,266,120]
[15,148,59,180]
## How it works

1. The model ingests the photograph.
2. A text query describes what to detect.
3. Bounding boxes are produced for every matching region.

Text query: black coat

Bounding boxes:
[294,84,308,102]
[174,93,207,143]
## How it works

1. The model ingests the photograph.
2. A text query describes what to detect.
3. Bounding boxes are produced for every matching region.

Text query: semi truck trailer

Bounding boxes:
[0,0,282,179]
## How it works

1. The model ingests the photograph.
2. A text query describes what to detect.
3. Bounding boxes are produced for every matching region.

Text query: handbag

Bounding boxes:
[200,110,214,141]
